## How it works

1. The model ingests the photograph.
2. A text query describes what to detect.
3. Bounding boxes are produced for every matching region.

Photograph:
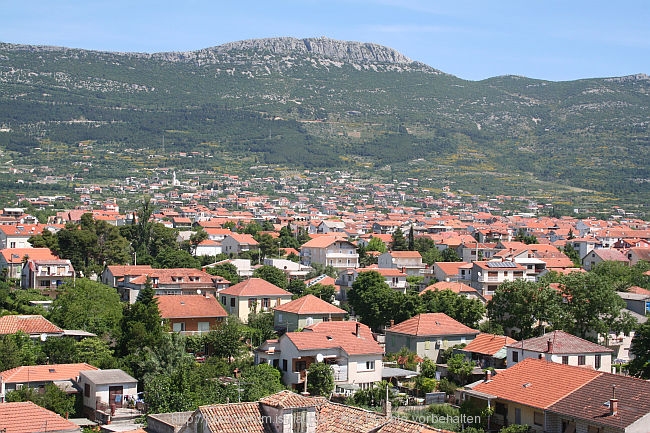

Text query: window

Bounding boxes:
[40,280,50,287]
[512,351,519,362]
[295,361,307,372]
[230,297,235,307]
[595,354,601,369]
[562,356,569,364]
[172,322,185,332]
[534,411,544,426]
[365,361,375,370]
[198,322,210,332]
[514,408,521,425]
[262,298,270,309]
[282,359,288,371]
[578,355,586,365]
[292,409,308,433]
[84,383,90,398]
[221,296,226,305]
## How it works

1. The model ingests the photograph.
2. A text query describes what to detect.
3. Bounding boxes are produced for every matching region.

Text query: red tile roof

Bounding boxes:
[473,358,600,409]
[1,363,98,384]
[301,236,351,248]
[273,295,346,315]
[0,315,64,335]
[507,330,613,354]
[462,333,517,356]
[155,295,228,319]
[287,321,383,355]
[387,313,478,337]
[219,278,291,297]
[0,401,80,433]
[259,389,319,408]
[1,248,58,262]
[420,281,477,295]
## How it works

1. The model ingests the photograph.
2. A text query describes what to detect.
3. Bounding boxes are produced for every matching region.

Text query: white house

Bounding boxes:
[377,251,425,276]
[78,369,138,420]
[255,321,383,392]
[300,236,359,272]
[506,330,613,373]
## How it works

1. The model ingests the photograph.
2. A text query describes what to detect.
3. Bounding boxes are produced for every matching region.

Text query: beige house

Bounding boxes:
[219,278,292,323]
[273,294,346,332]
[385,313,479,361]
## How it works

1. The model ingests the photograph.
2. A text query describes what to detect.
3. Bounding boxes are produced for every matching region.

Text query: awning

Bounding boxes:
[381,367,419,379]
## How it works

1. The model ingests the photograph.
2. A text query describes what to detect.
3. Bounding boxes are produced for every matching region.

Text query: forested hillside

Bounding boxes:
[0,37,648,208]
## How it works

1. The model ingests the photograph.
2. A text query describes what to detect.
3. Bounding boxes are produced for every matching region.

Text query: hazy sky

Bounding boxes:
[2,0,649,81]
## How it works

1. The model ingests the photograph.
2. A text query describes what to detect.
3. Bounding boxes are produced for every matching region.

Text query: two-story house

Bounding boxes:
[470,260,528,296]
[273,294,347,333]
[336,267,408,301]
[219,278,293,323]
[255,321,383,392]
[377,251,425,276]
[384,313,479,361]
[156,294,228,335]
[221,233,259,255]
[300,236,359,272]
[21,259,75,291]
[506,330,613,372]
[0,248,58,280]
[462,358,650,433]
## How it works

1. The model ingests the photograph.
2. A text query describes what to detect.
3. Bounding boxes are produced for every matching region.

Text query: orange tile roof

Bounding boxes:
[358,268,406,277]
[282,321,383,356]
[259,389,319,408]
[155,295,228,319]
[301,235,351,248]
[105,265,154,277]
[0,401,80,433]
[1,363,99,384]
[388,251,422,258]
[1,248,58,262]
[0,315,63,335]
[420,281,477,295]
[472,358,601,409]
[462,333,517,356]
[273,294,346,315]
[387,313,478,337]
[199,401,273,433]
[219,278,291,297]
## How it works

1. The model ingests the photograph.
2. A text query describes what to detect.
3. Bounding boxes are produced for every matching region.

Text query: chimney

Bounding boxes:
[547,339,553,353]
[355,322,361,338]
[610,385,618,416]
[485,370,492,382]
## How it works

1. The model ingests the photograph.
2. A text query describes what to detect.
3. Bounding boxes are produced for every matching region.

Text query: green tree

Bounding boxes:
[0,332,44,371]
[414,237,442,265]
[75,337,117,369]
[628,322,650,379]
[118,278,165,356]
[421,289,485,328]
[49,278,123,337]
[306,362,335,396]
[487,280,562,339]
[155,247,201,269]
[441,248,461,262]
[391,227,408,251]
[561,243,581,267]
[279,224,300,249]
[408,226,415,251]
[245,312,277,347]
[42,337,78,364]
[188,227,209,254]
[241,363,285,401]
[6,383,75,417]
[255,233,280,259]
[206,316,245,361]
[205,262,241,284]
[558,272,628,339]
[446,353,474,385]
[253,265,288,289]
[367,237,388,253]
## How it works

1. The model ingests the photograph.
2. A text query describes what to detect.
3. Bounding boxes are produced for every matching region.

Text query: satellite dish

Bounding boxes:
[196,289,202,295]
[305,317,314,326]
[316,353,324,363]
[40,333,47,342]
